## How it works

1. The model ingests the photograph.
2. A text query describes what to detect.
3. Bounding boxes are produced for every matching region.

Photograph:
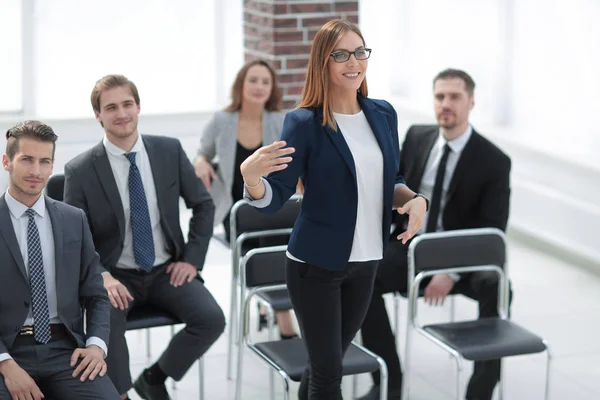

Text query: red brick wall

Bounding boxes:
[244,0,359,109]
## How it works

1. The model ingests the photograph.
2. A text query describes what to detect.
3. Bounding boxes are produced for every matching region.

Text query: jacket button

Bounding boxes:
[24,301,30,308]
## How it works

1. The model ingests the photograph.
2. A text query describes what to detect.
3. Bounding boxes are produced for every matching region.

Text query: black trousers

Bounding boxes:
[0,335,120,399]
[360,239,512,400]
[286,258,378,400]
[106,263,226,395]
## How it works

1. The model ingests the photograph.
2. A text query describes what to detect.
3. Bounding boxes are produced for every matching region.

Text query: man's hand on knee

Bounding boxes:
[70,345,107,382]
[424,274,455,306]
[0,359,45,400]
[102,273,134,310]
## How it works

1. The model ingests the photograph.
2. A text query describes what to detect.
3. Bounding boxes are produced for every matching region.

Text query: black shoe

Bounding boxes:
[133,373,171,400]
[357,385,402,400]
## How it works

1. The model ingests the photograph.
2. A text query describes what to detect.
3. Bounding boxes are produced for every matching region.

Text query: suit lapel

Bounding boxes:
[45,197,64,296]
[447,131,478,200]
[323,111,357,182]
[143,136,167,212]
[413,129,438,191]
[92,142,125,239]
[359,96,394,188]
[0,196,28,283]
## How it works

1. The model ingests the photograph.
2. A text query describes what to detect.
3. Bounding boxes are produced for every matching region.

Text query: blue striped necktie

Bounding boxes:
[125,152,156,271]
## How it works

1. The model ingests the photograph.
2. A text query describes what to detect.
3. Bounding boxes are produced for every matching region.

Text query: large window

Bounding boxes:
[34,0,216,118]
[384,0,503,125]
[510,0,600,163]
[0,0,23,112]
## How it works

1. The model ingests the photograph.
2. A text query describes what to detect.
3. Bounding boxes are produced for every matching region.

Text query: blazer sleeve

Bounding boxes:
[178,140,216,270]
[77,209,111,345]
[258,111,309,214]
[196,113,220,161]
[477,154,512,231]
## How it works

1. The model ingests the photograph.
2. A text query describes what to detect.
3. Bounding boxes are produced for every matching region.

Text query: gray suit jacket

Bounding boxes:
[63,135,215,273]
[196,111,285,225]
[0,195,110,353]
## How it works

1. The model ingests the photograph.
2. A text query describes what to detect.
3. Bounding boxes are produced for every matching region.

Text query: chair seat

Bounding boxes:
[126,305,182,331]
[256,289,293,311]
[423,317,547,361]
[253,339,380,381]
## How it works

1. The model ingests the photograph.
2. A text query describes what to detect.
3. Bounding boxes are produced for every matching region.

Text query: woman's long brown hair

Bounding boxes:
[297,19,368,131]
[225,59,282,112]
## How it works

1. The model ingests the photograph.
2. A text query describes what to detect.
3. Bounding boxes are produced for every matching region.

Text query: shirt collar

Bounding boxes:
[102,134,144,157]
[437,125,473,154]
[4,189,46,219]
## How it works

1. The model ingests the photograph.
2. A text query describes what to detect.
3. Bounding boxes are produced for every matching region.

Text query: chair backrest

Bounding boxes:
[409,227,506,274]
[241,245,288,288]
[46,173,65,201]
[406,227,509,323]
[230,196,301,242]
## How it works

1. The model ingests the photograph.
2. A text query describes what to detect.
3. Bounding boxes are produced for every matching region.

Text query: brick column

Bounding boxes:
[244,0,359,109]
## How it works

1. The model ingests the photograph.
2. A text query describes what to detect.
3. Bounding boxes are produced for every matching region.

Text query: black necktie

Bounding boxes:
[426,144,451,233]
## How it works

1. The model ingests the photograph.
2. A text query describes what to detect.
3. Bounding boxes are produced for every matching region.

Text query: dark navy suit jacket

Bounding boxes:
[258,96,405,270]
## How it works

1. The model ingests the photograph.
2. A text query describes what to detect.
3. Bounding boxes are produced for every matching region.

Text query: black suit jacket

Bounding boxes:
[394,125,511,234]
[0,196,110,353]
[63,135,215,273]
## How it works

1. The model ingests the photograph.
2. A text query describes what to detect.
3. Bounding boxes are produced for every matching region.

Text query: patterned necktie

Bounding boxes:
[426,144,451,233]
[25,209,51,344]
[125,152,155,271]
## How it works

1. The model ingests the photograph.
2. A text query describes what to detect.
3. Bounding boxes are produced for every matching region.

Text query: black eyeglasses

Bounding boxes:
[330,48,372,63]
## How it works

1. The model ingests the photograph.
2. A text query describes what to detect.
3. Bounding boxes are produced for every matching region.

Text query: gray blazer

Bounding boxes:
[63,135,215,273]
[0,195,110,353]
[197,110,285,226]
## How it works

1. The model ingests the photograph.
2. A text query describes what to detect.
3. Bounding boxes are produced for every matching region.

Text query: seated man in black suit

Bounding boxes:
[359,69,512,400]
[0,121,120,399]
[64,75,226,400]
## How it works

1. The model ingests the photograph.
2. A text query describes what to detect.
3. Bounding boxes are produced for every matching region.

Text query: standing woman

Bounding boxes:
[194,59,297,339]
[241,20,429,399]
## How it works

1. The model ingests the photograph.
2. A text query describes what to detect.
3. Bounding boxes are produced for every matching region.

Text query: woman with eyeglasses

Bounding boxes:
[194,59,298,339]
[241,20,428,399]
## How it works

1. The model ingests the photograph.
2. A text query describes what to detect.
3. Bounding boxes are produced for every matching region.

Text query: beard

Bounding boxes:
[106,120,138,139]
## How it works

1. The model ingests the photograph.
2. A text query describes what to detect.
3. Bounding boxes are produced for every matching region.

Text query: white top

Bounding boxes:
[0,191,107,362]
[418,125,473,234]
[103,135,171,270]
[335,111,384,261]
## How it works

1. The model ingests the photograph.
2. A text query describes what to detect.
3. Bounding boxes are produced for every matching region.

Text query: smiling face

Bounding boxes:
[327,31,368,94]
[242,64,273,108]
[94,85,141,141]
[3,138,54,204]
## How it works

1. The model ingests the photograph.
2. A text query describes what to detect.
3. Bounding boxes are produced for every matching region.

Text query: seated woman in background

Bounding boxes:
[194,59,297,339]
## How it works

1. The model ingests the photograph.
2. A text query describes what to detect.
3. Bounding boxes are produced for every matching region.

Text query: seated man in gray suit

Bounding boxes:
[0,120,120,399]
[63,74,225,400]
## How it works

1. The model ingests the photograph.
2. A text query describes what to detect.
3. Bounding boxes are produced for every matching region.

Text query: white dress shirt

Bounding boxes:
[0,191,107,362]
[103,135,171,270]
[417,126,473,235]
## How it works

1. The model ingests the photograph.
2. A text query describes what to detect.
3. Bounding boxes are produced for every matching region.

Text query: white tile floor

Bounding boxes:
[124,215,600,399]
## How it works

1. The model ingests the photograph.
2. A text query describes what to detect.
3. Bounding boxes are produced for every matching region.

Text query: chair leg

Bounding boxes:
[198,357,204,400]
[402,324,413,400]
[544,342,554,400]
[377,356,389,400]
[227,275,239,380]
[453,354,464,400]
[234,294,249,400]
[146,328,151,359]
[170,325,176,391]
[497,358,503,400]
[266,304,275,400]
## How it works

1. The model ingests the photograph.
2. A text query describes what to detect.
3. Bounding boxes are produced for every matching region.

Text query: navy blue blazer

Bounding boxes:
[258,96,405,270]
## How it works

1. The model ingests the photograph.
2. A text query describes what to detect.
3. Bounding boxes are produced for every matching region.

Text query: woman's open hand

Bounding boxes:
[240,141,295,186]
